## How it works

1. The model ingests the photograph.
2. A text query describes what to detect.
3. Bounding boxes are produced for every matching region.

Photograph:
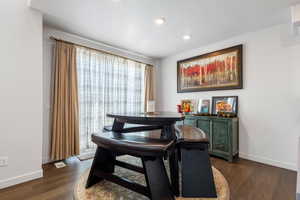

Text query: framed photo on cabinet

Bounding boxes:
[181,99,197,114]
[212,96,238,115]
[197,99,210,114]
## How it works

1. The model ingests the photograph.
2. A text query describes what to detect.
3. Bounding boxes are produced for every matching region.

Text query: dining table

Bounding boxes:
[105,112,217,198]
[107,112,184,138]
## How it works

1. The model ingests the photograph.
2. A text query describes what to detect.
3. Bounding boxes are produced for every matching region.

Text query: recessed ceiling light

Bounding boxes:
[154,17,166,25]
[183,35,191,40]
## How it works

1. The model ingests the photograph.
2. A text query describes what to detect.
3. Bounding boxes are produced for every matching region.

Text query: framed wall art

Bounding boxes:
[177,45,243,93]
[212,96,238,115]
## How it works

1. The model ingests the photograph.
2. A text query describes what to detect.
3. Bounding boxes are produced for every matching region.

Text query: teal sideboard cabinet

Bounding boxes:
[178,115,239,162]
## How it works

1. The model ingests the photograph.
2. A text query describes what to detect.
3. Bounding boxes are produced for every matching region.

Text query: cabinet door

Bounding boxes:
[211,119,230,154]
[197,119,211,150]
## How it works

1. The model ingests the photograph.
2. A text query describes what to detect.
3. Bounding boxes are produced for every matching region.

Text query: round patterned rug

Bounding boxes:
[74,156,230,200]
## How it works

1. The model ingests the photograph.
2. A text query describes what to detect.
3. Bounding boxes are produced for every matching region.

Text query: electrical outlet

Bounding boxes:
[0,157,8,167]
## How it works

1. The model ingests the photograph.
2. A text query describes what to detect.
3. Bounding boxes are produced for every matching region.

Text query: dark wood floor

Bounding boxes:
[0,157,296,200]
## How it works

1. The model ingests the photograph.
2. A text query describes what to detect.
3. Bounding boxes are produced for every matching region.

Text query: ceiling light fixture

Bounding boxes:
[154,17,166,25]
[183,35,191,40]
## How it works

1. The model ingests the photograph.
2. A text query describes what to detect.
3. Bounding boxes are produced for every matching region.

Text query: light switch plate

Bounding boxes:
[0,157,8,167]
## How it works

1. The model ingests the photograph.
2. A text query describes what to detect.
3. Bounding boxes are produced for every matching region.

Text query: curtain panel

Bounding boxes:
[77,47,146,152]
[144,65,155,112]
[51,41,80,161]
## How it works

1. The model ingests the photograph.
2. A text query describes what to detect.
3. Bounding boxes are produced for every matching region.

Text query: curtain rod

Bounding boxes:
[49,36,153,66]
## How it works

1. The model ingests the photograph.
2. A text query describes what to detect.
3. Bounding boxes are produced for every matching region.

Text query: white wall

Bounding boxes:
[42,26,157,163]
[0,0,43,189]
[156,24,300,171]
[42,27,54,164]
[298,138,300,197]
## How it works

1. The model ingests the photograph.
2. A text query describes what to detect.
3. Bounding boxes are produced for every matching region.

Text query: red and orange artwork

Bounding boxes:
[177,45,242,93]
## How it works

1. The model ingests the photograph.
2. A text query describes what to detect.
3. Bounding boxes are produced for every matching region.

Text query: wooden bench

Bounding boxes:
[175,125,217,198]
[86,130,176,200]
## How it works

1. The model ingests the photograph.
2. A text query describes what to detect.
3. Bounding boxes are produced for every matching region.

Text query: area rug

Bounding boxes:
[77,154,94,161]
[74,155,230,200]
[77,151,96,161]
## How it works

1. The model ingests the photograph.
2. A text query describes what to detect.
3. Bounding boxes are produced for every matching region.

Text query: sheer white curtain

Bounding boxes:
[76,47,145,153]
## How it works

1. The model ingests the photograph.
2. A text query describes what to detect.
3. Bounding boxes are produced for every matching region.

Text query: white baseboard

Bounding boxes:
[0,169,43,189]
[239,152,297,171]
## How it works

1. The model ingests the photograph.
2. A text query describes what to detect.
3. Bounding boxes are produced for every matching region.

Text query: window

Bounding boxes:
[76,47,145,153]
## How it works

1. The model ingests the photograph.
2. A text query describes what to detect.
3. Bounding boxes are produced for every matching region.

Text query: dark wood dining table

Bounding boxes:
[106,112,216,198]
[107,112,184,140]
[107,112,183,195]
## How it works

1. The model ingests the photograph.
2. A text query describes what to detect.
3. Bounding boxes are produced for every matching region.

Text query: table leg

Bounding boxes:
[162,123,180,196]
[86,147,116,188]
[161,124,176,140]
[142,157,175,200]
[111,118,125,132]
[169,147,180,196]
[181,144,217,198]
